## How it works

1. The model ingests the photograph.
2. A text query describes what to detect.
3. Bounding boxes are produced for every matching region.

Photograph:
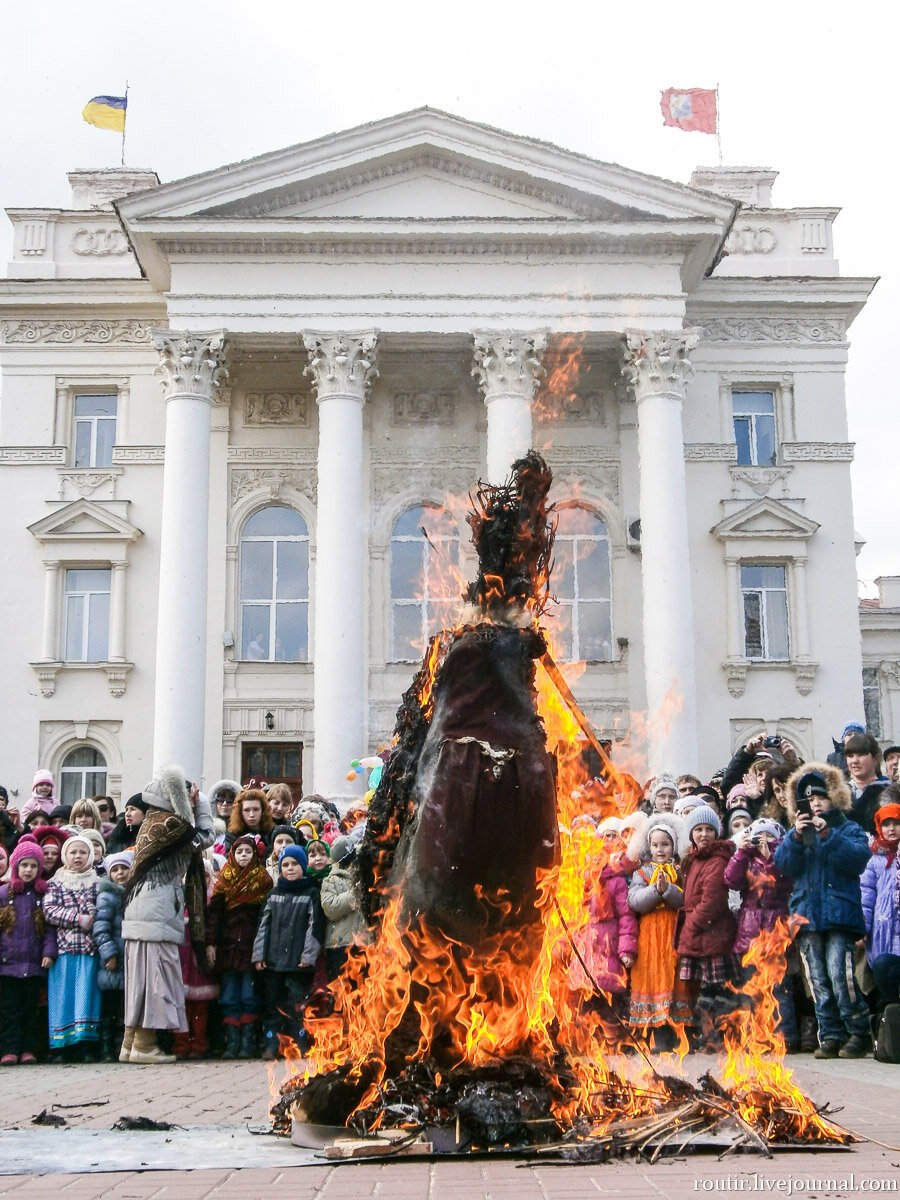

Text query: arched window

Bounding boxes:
[390,505,459,661]
[547,506,613,662]
[240,506,309,662]
[60,746,107,804]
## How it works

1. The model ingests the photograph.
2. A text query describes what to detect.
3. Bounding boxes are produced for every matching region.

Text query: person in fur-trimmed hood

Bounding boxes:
[774,763,872,1058]
[120,765,214,1065]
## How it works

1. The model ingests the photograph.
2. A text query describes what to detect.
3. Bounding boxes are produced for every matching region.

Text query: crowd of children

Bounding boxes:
[0,724,897,1064]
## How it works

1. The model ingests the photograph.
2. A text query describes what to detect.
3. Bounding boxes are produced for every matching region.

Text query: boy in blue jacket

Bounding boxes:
[774,764,872,1058]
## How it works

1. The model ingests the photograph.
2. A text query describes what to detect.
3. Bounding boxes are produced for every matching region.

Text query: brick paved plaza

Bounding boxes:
[0,1057,897,1199]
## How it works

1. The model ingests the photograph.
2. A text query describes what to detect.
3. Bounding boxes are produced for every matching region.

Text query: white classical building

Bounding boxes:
[0,108,890,806]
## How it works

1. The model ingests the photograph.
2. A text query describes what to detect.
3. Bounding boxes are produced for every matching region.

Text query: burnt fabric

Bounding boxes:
[394,623,558,943]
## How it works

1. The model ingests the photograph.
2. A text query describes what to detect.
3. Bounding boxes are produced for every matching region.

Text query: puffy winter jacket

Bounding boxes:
[94,877,125,990]
[773,809,870,935]
[320,866,367,950]
[674,840,737,957]
[722,847,792,957]
[860,849,900,963]
[251,887,321,972]
[0,885,56,977]
[568,866,638,994]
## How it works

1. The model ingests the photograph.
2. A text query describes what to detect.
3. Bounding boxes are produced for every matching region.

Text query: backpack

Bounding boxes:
[874,1003,900,1063]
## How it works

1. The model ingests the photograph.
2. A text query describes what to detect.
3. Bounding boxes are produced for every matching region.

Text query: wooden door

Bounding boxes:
[241,742,303,804]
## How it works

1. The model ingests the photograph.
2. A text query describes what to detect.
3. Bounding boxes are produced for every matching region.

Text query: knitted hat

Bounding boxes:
[650,774,678,807]
[230,834,262,859]
[727,784,749,809]
[638,813,685,861]
[685,804,722,839]
[726,807,752,836]
[279,844,308,870]
[596,816,623,839]
[79,828,106,855]
[842,721,866,740]
[31,770,54,798]
[673,795,700,817]
[124,793,150,815]
[329,835,356,865]
[33,825,68,848]
[874,803,900,836]
[691,785,721,807]
[61,835,94,866]
[269,824,300,846]
[48,805,72,823]
[103,850,134,875]
[795,770,829,802]
[748,817,786,843]
[9,837,47,895]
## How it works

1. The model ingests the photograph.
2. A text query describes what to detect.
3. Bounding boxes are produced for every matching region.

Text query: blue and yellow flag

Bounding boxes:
[82,95,127,133]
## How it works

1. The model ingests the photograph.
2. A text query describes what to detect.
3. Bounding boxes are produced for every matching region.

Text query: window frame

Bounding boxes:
[740,563,790,662]
[732,388,777,467]
[62,566,111,663]
[238,506,310,663]
[59,745,108,805]
[72,392,118,469]
[389,504,460,663]
[548,505,614,664]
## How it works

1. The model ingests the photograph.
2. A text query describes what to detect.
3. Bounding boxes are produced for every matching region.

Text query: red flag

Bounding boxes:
[660,88,717,134]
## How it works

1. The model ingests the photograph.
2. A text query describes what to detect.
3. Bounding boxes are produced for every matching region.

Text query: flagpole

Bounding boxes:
[121,81,129,167]
[715,82,723,166]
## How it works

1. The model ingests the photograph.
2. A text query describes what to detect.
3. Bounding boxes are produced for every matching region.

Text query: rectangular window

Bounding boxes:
[63,568,110,661]
[741,564,789,660]
[863,667,883,740]
[73,394,117,467]
[732,390,776,466]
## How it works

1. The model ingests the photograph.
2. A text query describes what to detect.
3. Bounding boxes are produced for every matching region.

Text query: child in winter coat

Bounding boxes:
[774,764,872,1058]
[206,835,272,1059]
[627,815,691,1045]
[21,770,55,824]
[44,834,101,1060]
[860,788,900,1007]
[724,818,798,1049]
[0,837,57,1063]
[93,851,132,1062]
[252,845,322,1059]
[320,836,368,981]
[174,860,219,1060]
[265,826,302,885]
[674,805,737,1050]
[568,838,638,1045]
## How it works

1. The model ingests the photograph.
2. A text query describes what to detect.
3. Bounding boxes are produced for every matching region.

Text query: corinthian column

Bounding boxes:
[472,332,547,482]
[304,332,378,799]
[151,330,227,778]
[622,330,699,775]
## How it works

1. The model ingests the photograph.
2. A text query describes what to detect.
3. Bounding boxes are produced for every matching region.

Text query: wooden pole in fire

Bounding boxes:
[540,650,613,772]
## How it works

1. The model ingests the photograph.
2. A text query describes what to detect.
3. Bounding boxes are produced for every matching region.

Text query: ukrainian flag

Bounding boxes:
[82,95,127,132]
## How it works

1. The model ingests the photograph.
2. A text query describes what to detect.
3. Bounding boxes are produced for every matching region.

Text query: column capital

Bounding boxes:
[151,330,228,402]
[302,332,378,401]
[472,332,548,401]
[621,329,699,399]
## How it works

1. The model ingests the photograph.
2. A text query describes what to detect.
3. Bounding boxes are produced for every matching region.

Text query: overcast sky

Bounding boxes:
[3,0,896,590]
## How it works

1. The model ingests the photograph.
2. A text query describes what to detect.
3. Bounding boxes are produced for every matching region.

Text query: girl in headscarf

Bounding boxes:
[44,835,100,1061]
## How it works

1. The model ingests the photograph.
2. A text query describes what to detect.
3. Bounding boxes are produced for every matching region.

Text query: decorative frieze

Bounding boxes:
[112,446,165,464]
[223,702,309,737]
[227,446,316,464]
[391,390,455,426]
[700,318,845,344]
[373,464,471,507]
[549,445,620,466]
[152,331,228,400]
[231,467,317,506]
[723,658,749,699]
[724,225,777,255]
[553,465,621,502]
[621,330,699,397]
[57,469,121,500]
[684,443,738,462]
[2,320,154,346]
[71,228,129,256]
[244,392,309,426]
[781,442,854,462]
[0,446,67,465]
[730,466,792,497]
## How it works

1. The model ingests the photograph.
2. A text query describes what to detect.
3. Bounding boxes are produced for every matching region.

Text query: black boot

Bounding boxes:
[238,1021,258,1060]
[99,1018,117,1064]
[222,1022,241,1060]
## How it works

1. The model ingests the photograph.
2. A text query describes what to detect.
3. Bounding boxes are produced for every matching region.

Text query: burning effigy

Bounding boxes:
[271,452,853,1161]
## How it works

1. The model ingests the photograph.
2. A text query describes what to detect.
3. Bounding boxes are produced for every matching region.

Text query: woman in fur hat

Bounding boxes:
[627,814,692,1046]
[120,766,214,1064]
[774,763,872,1058]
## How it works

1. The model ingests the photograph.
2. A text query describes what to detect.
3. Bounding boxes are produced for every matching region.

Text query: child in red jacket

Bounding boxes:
[674,805,737,1051]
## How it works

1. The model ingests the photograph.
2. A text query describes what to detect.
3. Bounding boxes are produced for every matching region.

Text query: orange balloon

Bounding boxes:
[345,770,357,782]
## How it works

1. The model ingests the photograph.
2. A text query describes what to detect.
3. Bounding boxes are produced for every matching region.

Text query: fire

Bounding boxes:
[533,333,587,423]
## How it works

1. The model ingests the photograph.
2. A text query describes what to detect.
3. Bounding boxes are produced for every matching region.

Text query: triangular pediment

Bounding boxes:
[117,108,736,226]
[712,498,819,541]
[28,500,143,544]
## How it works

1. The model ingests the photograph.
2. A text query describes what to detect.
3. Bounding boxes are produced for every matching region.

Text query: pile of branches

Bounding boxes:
[271,1055,854,1160]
